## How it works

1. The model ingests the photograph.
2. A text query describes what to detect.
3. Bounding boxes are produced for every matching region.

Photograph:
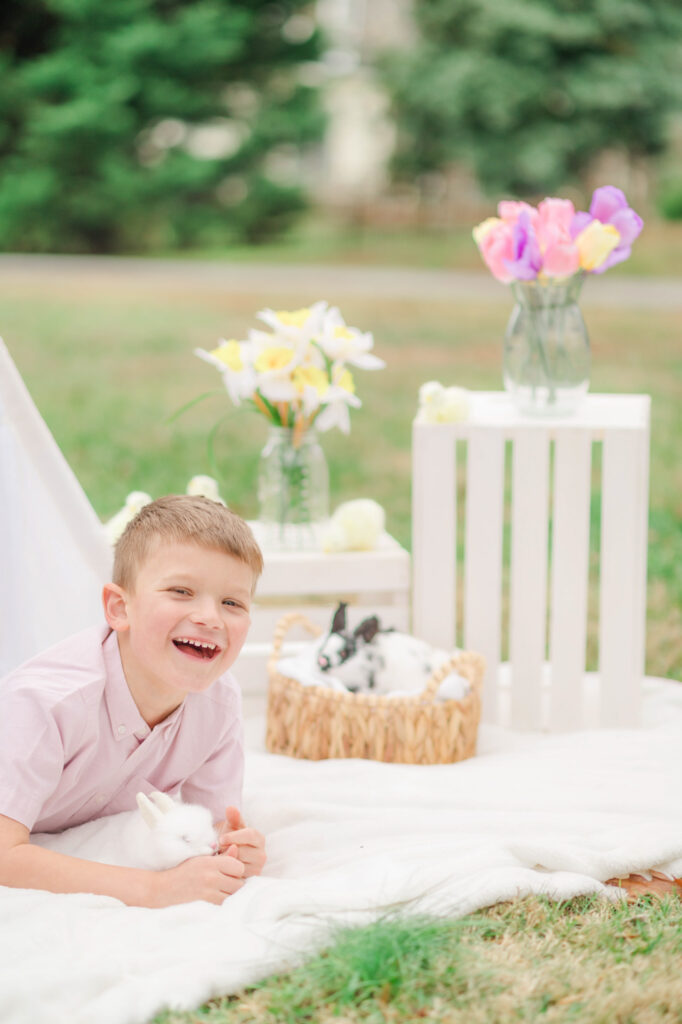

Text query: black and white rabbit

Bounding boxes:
[315,602,469,698]
[31,790,219,870]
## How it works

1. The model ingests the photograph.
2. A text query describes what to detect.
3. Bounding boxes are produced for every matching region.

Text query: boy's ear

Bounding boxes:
[102,582,130,632]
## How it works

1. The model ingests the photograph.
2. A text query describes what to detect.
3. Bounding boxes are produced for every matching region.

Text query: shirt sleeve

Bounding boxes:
[180,709,245,825]
[0,688,66,830]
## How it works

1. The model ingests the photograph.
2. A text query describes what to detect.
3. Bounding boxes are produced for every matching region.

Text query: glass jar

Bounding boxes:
[257,426,329,549]
[503,278,590,417]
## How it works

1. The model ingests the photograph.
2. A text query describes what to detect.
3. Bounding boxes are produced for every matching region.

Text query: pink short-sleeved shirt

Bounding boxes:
[0,626,244,832]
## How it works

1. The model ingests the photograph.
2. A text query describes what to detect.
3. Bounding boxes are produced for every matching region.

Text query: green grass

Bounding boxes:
[154,895,682,1023]
[1,249,681,1022]
[2,269,680,680]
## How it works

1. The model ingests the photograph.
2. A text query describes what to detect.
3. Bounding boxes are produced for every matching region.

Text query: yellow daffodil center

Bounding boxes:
[333,326,355,341]
[275,308,311,328]
[209,340,243,372]
[335,368,355,393]
[293,365,329,395]
[254,346,296,373]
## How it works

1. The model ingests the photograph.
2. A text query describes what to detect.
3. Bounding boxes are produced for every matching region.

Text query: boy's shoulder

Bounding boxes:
[1,625,111,708]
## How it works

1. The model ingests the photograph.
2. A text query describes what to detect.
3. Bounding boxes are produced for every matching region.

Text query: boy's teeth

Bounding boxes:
[176,638,218,650]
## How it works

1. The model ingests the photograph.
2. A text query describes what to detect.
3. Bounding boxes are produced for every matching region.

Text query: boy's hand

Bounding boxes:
[153,844,245,907]
[217,806,266,877]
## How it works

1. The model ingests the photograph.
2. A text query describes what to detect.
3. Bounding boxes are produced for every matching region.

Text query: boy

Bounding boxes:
[0,495,266,907]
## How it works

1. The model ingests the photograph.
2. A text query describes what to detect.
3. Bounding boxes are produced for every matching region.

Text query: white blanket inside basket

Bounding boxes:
[276,646,471,700]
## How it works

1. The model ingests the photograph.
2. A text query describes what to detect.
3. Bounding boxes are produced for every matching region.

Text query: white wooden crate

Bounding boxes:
[235,527,411,696]
[412,392,650,731]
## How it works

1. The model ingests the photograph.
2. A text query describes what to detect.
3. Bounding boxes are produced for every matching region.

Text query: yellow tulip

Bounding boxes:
[575,221,621,271]
[472,217,503,246]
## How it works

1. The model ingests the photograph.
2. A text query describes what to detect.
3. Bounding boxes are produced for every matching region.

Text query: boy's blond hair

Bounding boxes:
[113,495,263,591]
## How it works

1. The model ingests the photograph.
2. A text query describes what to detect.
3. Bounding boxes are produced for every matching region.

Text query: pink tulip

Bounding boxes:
[473,217,515,283]
[498,200,539,229]
[536,198,579,278]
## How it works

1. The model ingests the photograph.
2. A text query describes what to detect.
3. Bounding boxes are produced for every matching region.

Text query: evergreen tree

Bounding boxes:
[0,0,325,251]
[381,0,682,197]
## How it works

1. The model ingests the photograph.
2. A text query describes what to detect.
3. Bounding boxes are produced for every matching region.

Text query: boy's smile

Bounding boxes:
[104,541,254,726]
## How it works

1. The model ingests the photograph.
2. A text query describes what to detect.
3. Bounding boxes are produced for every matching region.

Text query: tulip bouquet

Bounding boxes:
[473,186,643,282]
[196,301,384,444]
[472,187,642,416]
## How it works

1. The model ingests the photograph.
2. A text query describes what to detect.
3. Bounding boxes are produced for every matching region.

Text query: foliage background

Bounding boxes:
[0,0,325,252]
[381,0,682,198]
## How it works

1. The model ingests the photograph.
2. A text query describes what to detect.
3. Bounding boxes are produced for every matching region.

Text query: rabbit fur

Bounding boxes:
[315,602,458,696]
[31,791,219,870]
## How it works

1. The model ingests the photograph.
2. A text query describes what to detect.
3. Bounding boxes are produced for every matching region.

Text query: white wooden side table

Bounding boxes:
[236,526,411,697]
[412,392,650,731]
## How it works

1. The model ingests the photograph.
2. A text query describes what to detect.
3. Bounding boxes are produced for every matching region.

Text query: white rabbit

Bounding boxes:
[31,791,219,870]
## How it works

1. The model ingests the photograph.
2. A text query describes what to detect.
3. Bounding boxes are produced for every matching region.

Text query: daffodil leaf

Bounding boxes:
[166,390,224,425]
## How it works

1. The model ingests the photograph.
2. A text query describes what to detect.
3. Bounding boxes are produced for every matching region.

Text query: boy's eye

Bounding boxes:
[170,588,191,596]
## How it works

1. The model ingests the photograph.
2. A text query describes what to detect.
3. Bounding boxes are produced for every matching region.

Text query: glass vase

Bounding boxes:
[257,426,329,550]
[503,278,590,417]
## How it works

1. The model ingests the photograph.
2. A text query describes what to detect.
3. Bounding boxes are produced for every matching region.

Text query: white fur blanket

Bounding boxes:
[2,677,682,1024]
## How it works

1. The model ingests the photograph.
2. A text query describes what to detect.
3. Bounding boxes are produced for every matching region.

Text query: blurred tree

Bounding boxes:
[0,0,325,251]
[381,0,682,197]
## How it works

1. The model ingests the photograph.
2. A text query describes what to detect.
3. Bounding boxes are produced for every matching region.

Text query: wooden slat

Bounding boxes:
[549,431,592,731]
[412,424,457,649]
[509,428,550,730]
[599,428,646,726]
[464,428,505,724]
[256,537,410,597]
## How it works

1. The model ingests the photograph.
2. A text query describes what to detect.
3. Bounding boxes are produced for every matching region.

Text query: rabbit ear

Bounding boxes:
[331,602,348,635]
[148,791,176,814]
[136,792,163,828]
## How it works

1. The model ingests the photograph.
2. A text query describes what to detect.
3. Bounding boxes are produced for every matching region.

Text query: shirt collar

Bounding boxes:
[102,630,186,742]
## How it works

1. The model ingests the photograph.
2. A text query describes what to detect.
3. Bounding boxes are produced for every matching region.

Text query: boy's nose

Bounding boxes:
[188,599,222,628]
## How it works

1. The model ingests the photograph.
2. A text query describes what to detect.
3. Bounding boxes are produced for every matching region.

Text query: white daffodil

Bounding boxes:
[416,381,470,424]
[104,491,153,545]
[186,475,226,505]
[195,339,256,405]
[292,363,330,416]
[318,307,385,370]
[250,341,300,404]
[315,364,361,434]
[255,301,329,348]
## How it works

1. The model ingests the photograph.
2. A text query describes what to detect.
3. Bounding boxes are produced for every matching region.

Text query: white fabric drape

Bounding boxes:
[0,338,112,677]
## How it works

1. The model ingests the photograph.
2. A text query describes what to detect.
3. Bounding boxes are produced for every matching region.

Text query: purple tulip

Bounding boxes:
[570,186,643,273]
[504,209,542,280]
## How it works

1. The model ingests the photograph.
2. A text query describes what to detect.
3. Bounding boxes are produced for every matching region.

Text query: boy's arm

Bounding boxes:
[0,814,246,907]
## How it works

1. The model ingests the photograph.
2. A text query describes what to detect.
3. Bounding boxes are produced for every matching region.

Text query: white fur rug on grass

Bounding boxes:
[2,678,682,1024]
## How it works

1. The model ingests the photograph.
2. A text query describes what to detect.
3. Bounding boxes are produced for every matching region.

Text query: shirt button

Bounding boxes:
[117,724,127,736]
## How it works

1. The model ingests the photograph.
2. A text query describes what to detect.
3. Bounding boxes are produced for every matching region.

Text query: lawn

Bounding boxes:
[1,242,681,1023]
[2,263,680,679]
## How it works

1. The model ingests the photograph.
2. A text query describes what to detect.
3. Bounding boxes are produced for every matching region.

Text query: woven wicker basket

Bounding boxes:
[266,612,484,764]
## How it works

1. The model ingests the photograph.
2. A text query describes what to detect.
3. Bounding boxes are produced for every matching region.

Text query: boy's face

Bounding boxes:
[107,541,254,708]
